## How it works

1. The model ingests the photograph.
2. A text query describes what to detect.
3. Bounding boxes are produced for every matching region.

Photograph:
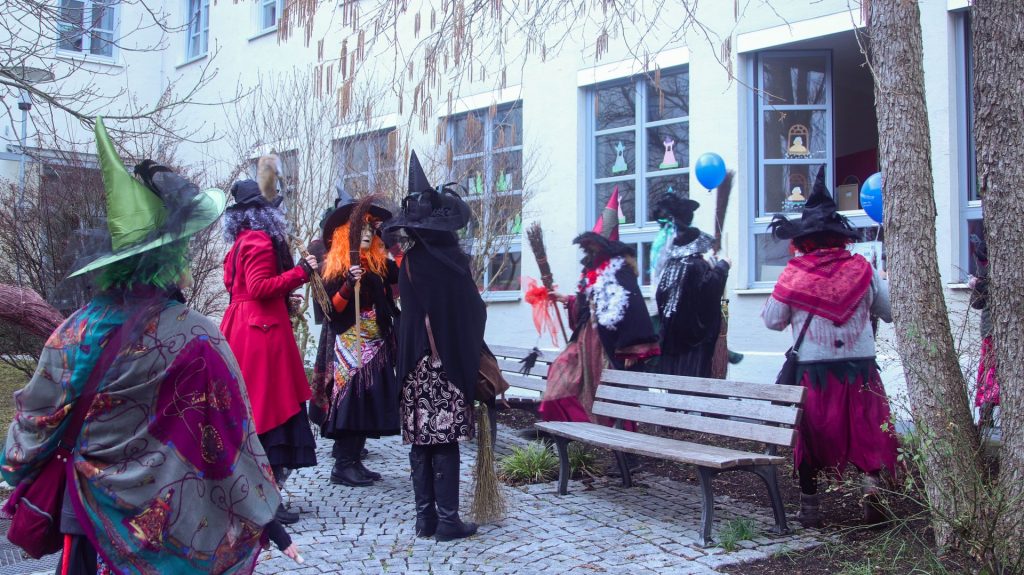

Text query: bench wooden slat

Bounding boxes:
[592,401,798,447]
[596,385,801,426]
[601,369,806,404]
[501,373,548,394]
[496,358,550,378]
[489,345,551,361]
[535,421,785,469]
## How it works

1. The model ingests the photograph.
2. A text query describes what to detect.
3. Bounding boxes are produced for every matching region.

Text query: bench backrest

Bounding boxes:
[490,345,551,394]
[593,370,806,447]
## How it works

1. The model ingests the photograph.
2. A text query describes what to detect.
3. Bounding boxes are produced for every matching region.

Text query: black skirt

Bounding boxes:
[320,334,401,438]
[258,402,318,469]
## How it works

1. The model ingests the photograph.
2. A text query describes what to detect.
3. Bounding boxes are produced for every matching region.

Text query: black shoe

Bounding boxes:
[356,460,382,481]
[431,443,478,542]
[275,504,300,525]
[331,460,374,487]
[410,446,438,538]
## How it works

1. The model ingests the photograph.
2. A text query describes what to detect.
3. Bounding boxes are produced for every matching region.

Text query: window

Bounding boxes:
[185,0,209,60]
[333,130,398,197]
[445,103,523,293]
[586,67,689,286]
[258,0,282,32]
[748,34,881,285]
[57,0,116,58]
[957,12,983,280]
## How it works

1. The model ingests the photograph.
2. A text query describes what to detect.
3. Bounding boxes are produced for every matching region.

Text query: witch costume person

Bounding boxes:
[310,191,401,487]
[761,167,898,527]
[649,193,730,379]
[968,233,1000,429]
[539,190,660,424]
[0,118,300,574]
[220,163,318,525]
[384,151,484,542]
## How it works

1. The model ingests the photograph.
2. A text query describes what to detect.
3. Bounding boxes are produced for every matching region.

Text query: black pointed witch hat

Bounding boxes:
[383,151,471,233]
[321,180,393,248]
[768,167,859,240]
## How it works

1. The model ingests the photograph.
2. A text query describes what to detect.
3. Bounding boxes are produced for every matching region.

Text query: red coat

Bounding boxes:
[220,229,311,434]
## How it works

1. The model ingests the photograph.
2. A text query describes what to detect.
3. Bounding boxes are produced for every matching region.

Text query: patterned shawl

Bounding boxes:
[1,295,279,574]
[772,248,872,324]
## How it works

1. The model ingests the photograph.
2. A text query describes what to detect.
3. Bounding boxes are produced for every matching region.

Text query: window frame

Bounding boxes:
[333,129,399,198]
[56,0,118,60]
[445,102,524,297]
[184,0,210,61]
[257,0,283,34]
[746,48,879,289]
[584,66,691,290]
[956,11,983,282]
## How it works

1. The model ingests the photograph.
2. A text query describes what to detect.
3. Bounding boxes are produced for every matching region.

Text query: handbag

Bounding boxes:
[3,326,122,559]
[424,316,509,401]
[774,313,814,387]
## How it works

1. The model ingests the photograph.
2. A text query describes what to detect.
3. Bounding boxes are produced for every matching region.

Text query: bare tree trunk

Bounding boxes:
[866,0,982,549]
[972,1,1024,569]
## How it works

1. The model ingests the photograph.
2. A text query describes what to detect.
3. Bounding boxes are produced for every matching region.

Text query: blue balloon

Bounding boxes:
[859,172,884,224]
[694,153,727,190]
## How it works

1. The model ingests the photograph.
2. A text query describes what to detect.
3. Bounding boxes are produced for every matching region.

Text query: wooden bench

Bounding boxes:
[489,345,553,409]
[534,369,806,547]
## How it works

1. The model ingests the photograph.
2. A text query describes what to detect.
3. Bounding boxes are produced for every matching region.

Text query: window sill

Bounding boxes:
[734,287,775,295]
[249,27,279,42]
[176,53,208,69]
[948,283,971,291]
[482,291,521,303]
[56,51,120,67]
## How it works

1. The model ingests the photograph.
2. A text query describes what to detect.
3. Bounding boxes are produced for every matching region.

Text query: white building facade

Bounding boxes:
[2,0,982,396]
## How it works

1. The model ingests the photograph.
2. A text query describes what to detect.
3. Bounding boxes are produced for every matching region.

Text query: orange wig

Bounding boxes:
[323,216,389,281]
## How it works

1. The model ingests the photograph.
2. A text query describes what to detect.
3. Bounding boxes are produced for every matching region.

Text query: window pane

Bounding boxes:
[761,163,825,215]
[594,83,635,131]
[755,233,791,282]
[646,124,688,172]
[92,1,114,31]
[493,150,521,193]
[452,157,487,196]
[595,182,634,226]
[262,0,277,28]
[646,175,691,223]
[459,198,484,240]
[595,133,635,178]
[59,0,84,52]
[492,193,522,235]
[341,175,371,197]
[760,54,827,106]
[487,250,521,292]
[967,219,985,278]
[762,110,827,160]
[452,111,486,155]
[492,107,522,149]
[646,70,689,122]
[90,31,113,56]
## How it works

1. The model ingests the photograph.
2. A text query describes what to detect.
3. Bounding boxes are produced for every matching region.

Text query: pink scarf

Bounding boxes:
[773,248,872,324]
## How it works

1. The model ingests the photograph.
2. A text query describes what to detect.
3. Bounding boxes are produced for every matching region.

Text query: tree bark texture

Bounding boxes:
[972,1,1024,566]
[866,0,982,549]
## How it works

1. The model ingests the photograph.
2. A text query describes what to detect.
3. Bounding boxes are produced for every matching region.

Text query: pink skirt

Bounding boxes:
[794,367,899,477]
[975,336,1000,407]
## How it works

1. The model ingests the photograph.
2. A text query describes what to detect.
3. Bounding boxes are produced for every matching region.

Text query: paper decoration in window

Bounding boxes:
[472,171,484,195]
[611,141,628,174]
[496,170,511,192]
[659,136,679,169]
[510,213,522,234]
[786,124,811,158]
[783,173,808,212]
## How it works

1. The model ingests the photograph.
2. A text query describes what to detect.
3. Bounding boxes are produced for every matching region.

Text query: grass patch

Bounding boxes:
[568,444,602,478]
[717,518,759,552]
[499,441,558,485]
[0,362,29,435]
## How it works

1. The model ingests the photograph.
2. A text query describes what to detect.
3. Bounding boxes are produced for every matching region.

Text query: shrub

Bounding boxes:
[499,442,558,485]
[717,518,758,552]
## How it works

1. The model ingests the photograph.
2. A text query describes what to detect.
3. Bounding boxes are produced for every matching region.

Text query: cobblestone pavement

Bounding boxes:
[253,425,823,575]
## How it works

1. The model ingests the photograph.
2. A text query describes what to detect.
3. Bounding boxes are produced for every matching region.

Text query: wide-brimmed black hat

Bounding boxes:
[654,191,700,228]
[769,167,859,241]
[321,183,393,248]
[226,179,281,211]
[384,151,471,233]
[573,231,635,259]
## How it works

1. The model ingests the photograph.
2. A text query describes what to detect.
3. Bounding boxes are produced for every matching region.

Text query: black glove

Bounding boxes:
[266,519,292,551]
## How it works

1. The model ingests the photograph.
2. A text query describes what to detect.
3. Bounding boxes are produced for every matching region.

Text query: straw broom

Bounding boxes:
[709,170,734,380]
[289,235,333,320]
[470,403,506,524]
[526,222,569,344]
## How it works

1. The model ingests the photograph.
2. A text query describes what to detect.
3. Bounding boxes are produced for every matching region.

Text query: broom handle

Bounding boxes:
[552,301,569,345]
[353,278,362,368]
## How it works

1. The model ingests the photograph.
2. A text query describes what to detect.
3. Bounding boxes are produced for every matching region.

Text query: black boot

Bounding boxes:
[275,503,300,525]
[272,466,300,524]
[410,445,438,537]
[355,435,382,481]
[431,443,478,542]
[331,436,373,487]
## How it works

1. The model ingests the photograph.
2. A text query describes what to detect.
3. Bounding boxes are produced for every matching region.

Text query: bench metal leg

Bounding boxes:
[696,466,717,547]
[751,464,789,535]
[553,437,570,495]
[613,451,633,488]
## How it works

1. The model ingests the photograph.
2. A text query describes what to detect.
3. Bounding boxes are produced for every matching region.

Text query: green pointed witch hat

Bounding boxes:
[67,118,227,278]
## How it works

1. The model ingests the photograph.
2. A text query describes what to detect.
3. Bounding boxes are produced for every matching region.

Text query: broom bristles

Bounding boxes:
[527,222,555,292]
[469,403,506,524]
